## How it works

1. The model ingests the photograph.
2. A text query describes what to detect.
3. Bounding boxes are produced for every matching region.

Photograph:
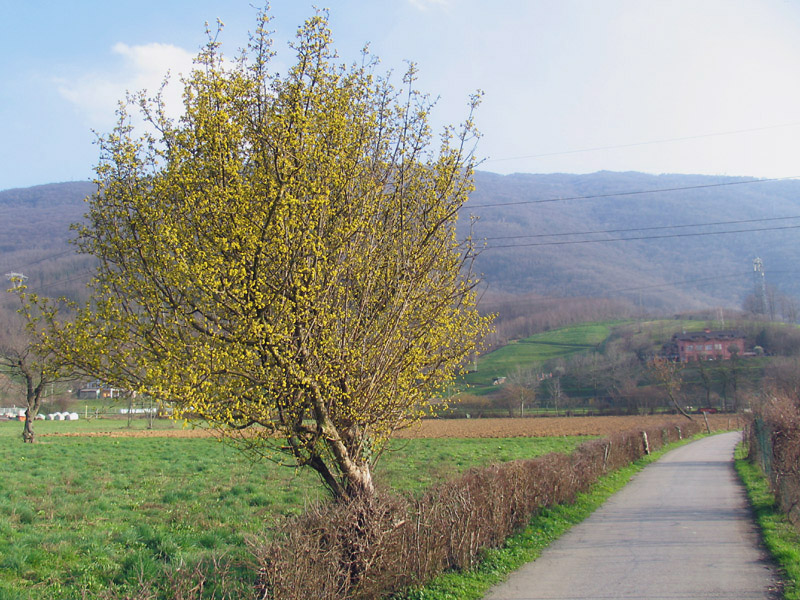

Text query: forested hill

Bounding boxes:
[2,172,800,312]
[0,181,95,299]
[464,171,800,312]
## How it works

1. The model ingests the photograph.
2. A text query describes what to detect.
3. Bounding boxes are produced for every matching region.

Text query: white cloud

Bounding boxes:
[56,42,195,128]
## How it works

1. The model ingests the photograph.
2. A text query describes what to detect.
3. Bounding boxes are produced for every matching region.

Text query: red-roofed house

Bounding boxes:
[672,329,745,362]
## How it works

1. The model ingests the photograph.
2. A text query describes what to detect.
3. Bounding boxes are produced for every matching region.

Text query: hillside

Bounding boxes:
[0,181,95,300]
[465,171,800,312]
[2,172,800,313]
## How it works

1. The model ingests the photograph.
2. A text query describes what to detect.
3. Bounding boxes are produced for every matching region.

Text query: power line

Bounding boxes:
[615,273,746,294]
[36,270,93,292]
[0,249,78,272]
[481,215,800,242]
[483,121,800,164]
[465,175,800,209]
[485,223,800,249]
[479,273,758,302]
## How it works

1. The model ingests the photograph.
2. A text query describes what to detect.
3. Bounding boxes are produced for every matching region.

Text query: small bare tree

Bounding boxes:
[694,357,715,410]
[717,346,744,412]
[649,357,692,421]
[505,365,541,417]
[1,283,71,442]
[546,365,567,417]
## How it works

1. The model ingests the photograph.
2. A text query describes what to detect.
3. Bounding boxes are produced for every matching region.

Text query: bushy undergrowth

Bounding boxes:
[253,420,704,599]
[747,393,800,528]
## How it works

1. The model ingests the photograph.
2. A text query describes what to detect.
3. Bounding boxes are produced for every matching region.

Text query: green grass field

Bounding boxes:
[0,419,589,599]
[462,322,617,392]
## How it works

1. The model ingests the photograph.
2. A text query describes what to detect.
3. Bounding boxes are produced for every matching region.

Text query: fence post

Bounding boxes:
[642,431,650,455]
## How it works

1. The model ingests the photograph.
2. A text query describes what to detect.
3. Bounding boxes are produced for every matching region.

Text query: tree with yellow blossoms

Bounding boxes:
[33,10,490,499]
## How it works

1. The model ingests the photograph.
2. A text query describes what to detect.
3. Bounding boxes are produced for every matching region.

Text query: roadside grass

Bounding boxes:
[400,434,704,600]
[735,444,800,600]
[0,421,589,599]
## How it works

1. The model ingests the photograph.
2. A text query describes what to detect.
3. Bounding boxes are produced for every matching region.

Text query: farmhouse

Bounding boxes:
[672,329,745,362]
[76,380,123,399]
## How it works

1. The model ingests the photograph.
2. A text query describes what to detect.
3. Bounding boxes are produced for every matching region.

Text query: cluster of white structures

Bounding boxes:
[0,408,79,421]
[44,412,80,420]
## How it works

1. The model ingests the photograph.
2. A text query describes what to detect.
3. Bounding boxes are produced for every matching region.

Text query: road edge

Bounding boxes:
[735,442,800,600]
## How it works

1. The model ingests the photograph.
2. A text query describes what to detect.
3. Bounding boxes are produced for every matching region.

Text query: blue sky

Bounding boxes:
[4,0,800,190]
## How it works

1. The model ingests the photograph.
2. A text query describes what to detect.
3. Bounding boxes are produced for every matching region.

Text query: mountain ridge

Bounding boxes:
[463,170,800,311]
[2,172,798,313]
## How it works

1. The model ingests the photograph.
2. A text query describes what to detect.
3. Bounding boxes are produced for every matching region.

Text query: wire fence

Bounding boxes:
[747,405,800,529]
[0,405,159,421]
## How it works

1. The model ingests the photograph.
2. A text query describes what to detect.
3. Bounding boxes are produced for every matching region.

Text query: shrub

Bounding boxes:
[748,393,800,528]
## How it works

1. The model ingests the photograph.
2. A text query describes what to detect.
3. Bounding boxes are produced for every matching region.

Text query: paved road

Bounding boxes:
[484,431,781,600]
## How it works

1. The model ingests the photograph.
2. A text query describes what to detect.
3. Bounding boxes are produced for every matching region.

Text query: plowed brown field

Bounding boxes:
[47,428,221,439]
[45,414,739,439]
[392,414,738,438]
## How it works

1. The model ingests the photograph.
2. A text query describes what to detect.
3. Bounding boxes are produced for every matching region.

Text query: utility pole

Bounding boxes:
[753,258,767,315]
[4,272,28,289]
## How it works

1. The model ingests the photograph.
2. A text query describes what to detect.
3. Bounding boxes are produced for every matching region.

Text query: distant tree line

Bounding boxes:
[742,284,800,323]
[478,291,638,351]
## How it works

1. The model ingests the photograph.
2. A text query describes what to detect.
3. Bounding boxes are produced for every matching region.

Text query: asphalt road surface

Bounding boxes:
[484,431,781,600]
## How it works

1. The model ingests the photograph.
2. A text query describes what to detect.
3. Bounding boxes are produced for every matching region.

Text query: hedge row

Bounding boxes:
[253,419,704,599]
[748,394,800,530]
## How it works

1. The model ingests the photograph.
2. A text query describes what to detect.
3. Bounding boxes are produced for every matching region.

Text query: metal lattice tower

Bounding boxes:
[4,272,28,290]
[753,258,767,314]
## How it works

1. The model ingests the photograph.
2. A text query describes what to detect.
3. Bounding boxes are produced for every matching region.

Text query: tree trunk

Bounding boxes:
[22,411,35,443]
[307,380,376,501]
[339,458,375,500]
[147,395,154,429]
[673,398,694,421]
[22,367,43,443]
[307,448,375,500]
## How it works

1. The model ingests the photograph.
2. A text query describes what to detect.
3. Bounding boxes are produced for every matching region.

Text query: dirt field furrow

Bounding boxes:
[42,414,739,439]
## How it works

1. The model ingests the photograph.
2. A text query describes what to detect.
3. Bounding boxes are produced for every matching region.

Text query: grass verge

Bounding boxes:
[400,434,703,600]
[735,443,800,600]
